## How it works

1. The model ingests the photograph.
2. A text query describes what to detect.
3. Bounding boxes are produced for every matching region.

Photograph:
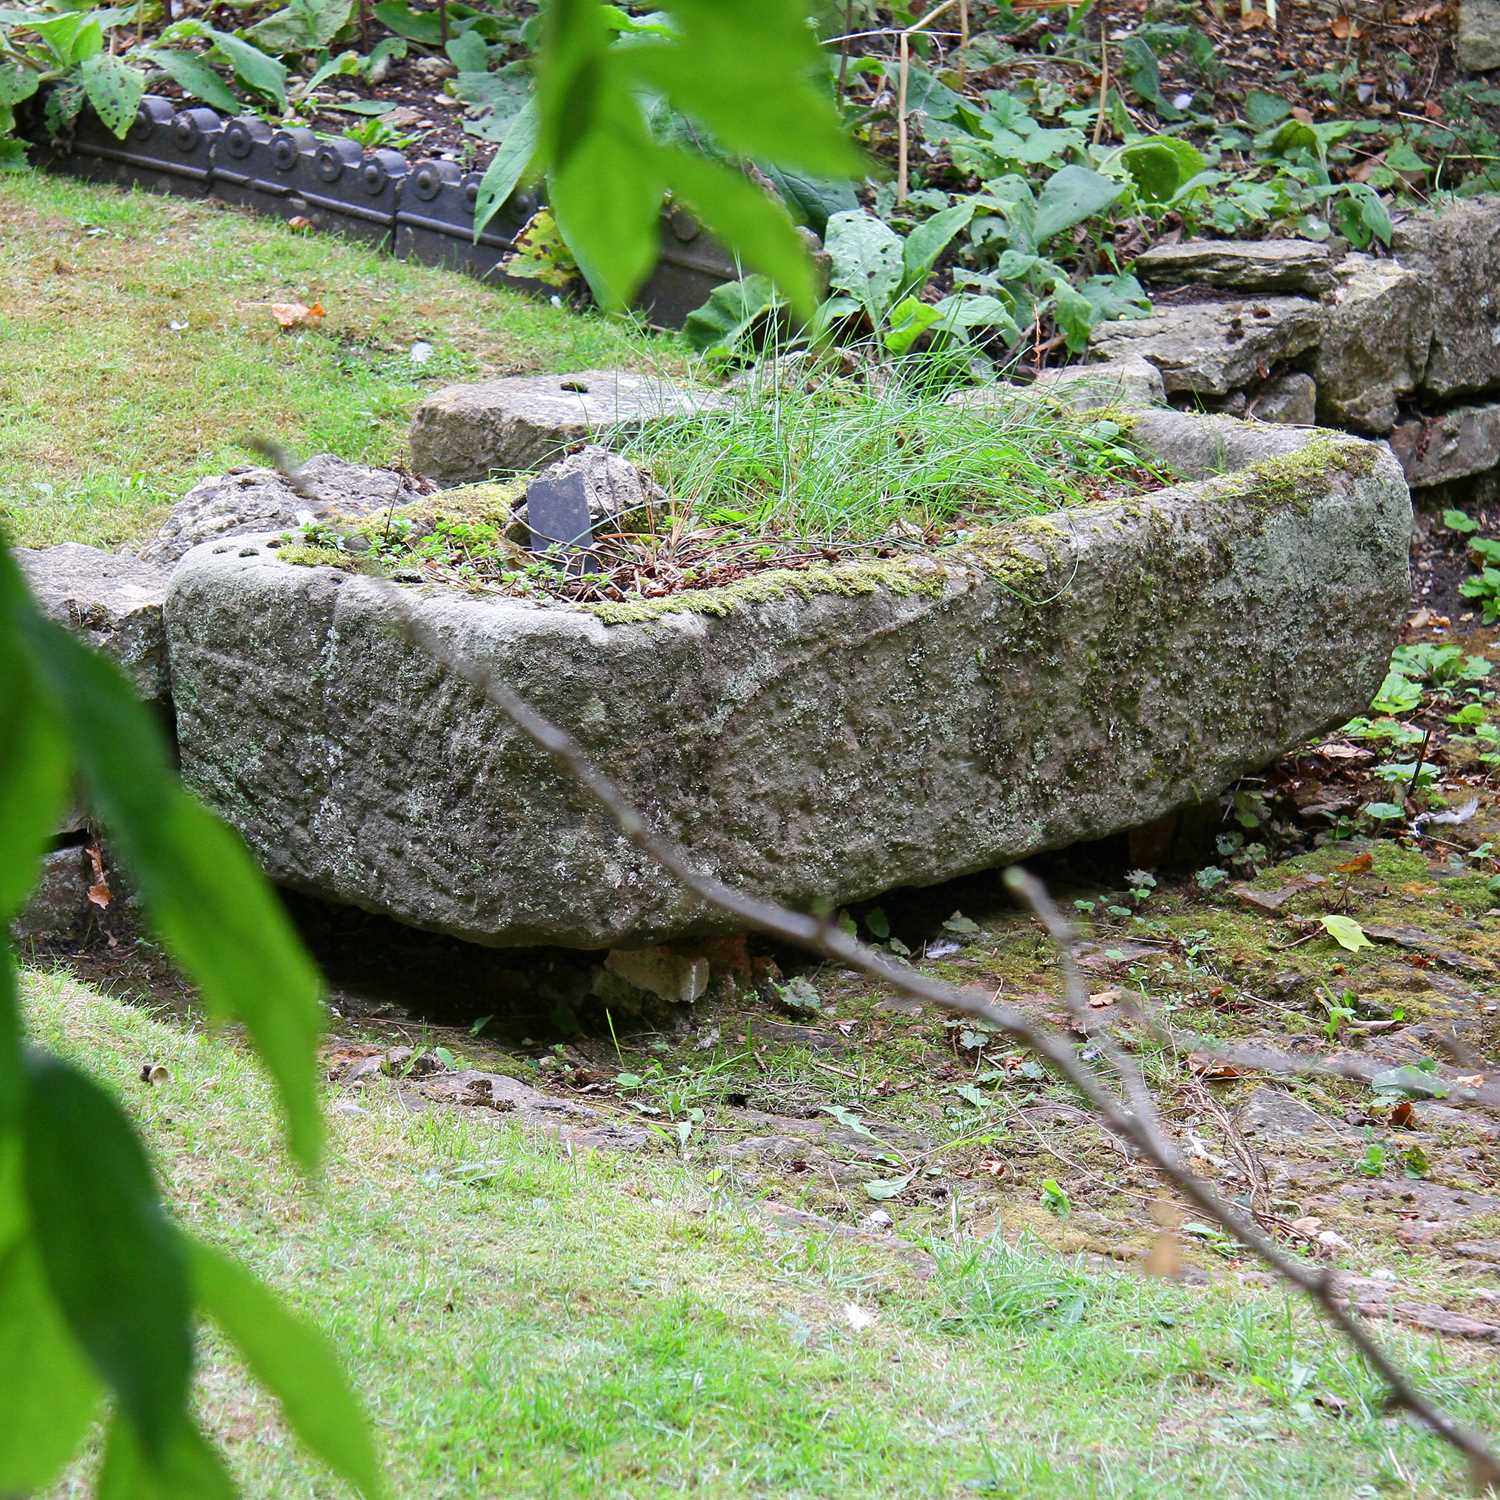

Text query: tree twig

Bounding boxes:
[245,440,1500,1489]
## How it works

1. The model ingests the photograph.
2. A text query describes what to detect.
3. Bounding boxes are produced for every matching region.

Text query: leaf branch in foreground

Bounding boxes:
[340,568,1500,1494]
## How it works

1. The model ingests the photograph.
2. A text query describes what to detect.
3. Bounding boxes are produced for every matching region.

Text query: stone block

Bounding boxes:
[1313,255,1431,434]
[1248,372,1317,425]
[141,456,425,567]
[1133,239,1335,295]
[604,947,711,1004]
[1090,296,1324,397]
[12,847,93,943]
[409,369,727,486]
[15,542,172,707]
[1459,0,1500,71]
[1389,402,1500,487]
[1027,357,1166,411]
[1392,196,1500,400]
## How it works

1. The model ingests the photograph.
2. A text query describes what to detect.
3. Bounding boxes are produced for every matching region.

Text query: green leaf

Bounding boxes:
[824,209,904,324]
[211,29,287,109]
[1361,800,1406,821]
[0,1239,102,1493]
[1370,1064,1448,1101]
[864,906,891,940]
[900,196,979,294]
[1033,165,1123,245]
[0,137,25,172]
[98,1412,236,1500]
[1371,669,1422,715]
[79,52,145,137]
[1443,507,1479,534]
[190,1239,384,1497]
[1040,1178,1071,1217]
[863,1171,914,1201]
[12,599,324,1167]
[141,48,240,113]
[370,0,448,43]
[757,164,858,235]
[883,295,944,355]
[247,0,351,52]
[0,574,71,921]
[1119,137,1206,204]
[30,11,101,64]
[620,0,859,178]
[537,0,661,307]
[473,94,539,238]
[659,146,815,318]
[1320,914,1372,952]
[0,61,40,108]
[21,1053,191,1452]
[1243,88,1291,126]
[683,273,777,358]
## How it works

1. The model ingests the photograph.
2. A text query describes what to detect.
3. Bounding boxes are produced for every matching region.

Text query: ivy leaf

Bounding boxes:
[1320,914,1372,952]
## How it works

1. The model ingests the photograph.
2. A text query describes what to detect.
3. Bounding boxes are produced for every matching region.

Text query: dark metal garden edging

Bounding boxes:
[25,94,739,329]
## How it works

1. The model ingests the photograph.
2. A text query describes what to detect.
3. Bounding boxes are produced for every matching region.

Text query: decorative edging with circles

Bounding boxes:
[25,93,737,328]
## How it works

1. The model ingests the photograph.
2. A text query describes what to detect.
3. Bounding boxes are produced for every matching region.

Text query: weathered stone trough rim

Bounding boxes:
[233,423,1379,629]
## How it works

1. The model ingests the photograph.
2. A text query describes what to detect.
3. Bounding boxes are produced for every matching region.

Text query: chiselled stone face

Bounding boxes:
[161,416,1410,950]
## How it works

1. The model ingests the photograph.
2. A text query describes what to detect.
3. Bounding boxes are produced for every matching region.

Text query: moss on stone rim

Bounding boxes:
[269,434,1379,624]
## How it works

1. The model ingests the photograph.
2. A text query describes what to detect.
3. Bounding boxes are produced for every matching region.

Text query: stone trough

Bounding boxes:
[155,407,1410,950]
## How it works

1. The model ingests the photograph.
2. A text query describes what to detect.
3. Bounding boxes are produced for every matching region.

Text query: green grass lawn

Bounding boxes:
[24,968,1500,1499]
[0,171,680,551]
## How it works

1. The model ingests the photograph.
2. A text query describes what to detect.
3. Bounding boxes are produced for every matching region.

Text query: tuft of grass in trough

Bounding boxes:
[621,356,1158,546]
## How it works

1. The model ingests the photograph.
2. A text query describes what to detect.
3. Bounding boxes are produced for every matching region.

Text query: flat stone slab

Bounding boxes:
[1459,0,1500,71]
[409,369,726,486]
[163,418,1409,949]
[1133,239,1335,295]
[141,456,425,567]
[15,542,172,706]
[1090,296,1324,397]
[1389,402,1500,487]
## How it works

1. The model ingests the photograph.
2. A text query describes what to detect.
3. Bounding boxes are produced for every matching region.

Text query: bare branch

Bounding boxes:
[246,437,1500,1489]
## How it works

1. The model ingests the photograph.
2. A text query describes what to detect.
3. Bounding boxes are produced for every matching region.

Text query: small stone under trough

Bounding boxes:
[162,412,1410,950]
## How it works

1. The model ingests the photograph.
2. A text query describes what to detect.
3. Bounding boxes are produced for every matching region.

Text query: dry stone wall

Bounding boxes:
[1092,196,1500,495]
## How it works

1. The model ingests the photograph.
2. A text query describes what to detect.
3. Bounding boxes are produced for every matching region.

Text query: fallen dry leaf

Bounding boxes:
[1088,988,1121,1009]
[1396,0,1445,20]
[1239,7,1269,26]
[1389,1100,1415,1127]
[1187,1053,1247,1080]
[287,215,315,232]
[1456,1074,1487,1089]
[269,301,325,330]
[85,842,111,910]
[979,1158,1008,1178]
[1329,14,1361,38]
[1336,852,1374,876]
